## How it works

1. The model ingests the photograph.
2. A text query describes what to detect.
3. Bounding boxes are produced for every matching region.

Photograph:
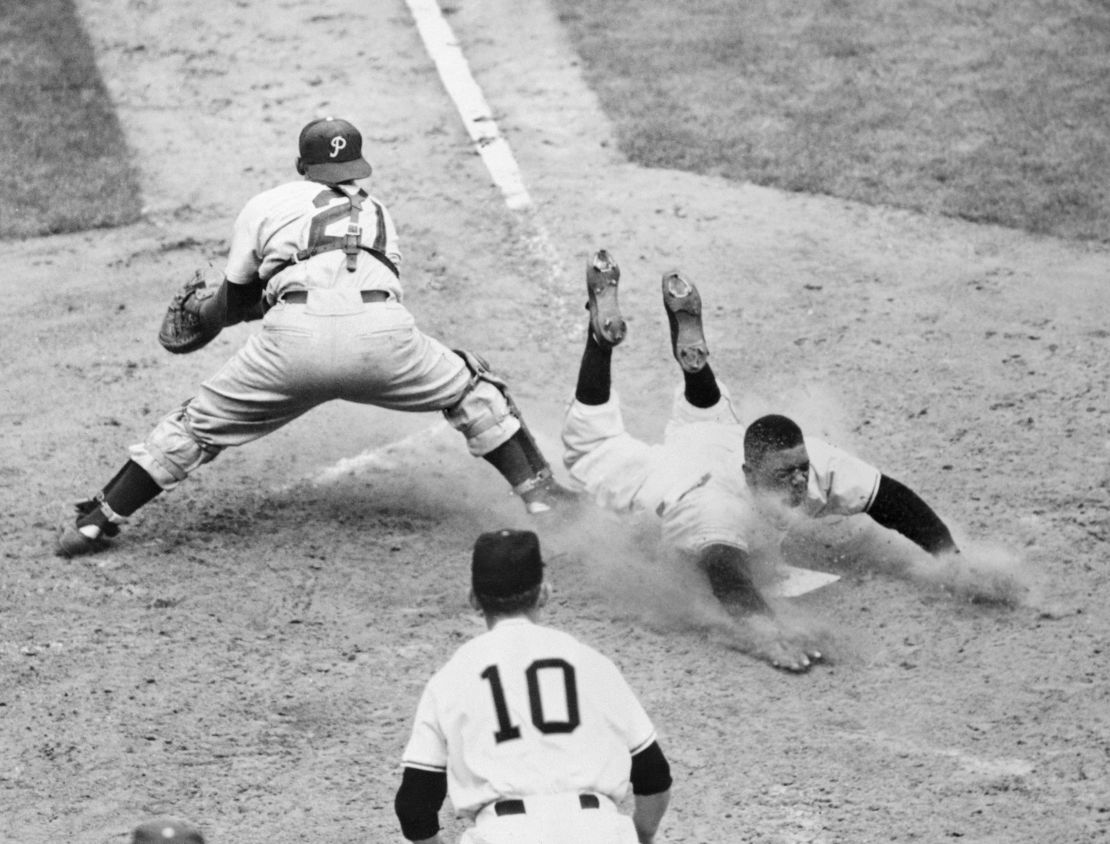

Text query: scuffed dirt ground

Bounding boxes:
[1,0,1108,842]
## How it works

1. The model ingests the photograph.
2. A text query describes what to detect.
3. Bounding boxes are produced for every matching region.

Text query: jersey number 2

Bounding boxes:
[480,660,580,743]
[306,190,353,253]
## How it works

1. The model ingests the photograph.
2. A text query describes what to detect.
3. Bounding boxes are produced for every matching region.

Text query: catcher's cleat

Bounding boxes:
[55,523,114,558]
[54,498,121,558]
[661,270,709,373]
[585,249,626,348]
[516,471,582,515]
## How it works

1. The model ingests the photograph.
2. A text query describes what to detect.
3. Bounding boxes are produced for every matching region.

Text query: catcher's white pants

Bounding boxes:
[561,383,760,555]
[130,293,519,489]
[461,793,638,844]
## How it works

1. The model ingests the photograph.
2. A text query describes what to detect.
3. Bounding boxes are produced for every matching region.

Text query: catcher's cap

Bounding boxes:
[472,529,544,597]
[131,818,205,844]
[298,116,373,183]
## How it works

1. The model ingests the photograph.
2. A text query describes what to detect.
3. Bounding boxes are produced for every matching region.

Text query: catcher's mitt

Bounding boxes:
[158,270,222,354]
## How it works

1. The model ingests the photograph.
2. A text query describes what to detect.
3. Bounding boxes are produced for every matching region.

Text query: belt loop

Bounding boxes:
[579,794,600,809]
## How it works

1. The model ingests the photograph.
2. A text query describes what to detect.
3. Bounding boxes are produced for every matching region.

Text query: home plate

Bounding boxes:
[768,565,841,598]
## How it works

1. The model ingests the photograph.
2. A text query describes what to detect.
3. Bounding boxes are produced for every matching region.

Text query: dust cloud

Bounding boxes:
[312,402,1036,672]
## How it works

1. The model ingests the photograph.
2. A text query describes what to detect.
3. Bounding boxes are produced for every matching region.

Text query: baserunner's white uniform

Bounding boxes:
[128,180,519,489]
[561,382,882,558]
[401,617,657,844]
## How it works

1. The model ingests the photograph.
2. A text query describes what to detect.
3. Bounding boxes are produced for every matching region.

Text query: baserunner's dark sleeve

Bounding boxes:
[698,543,772,614]
[866,474,958,555]
[631,740,673,795]
[394,766,448,841]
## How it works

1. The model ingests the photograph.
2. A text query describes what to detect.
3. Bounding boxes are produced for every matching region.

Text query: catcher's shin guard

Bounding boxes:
[453,349,548,473]
[453,349,577,514]
[501,396,550,477]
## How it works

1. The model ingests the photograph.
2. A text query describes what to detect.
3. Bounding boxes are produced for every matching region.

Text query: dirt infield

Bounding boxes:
[2,0,1108,842]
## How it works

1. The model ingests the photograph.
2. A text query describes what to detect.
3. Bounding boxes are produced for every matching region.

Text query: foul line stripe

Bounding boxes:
[405,0,533,211]
[309,420,451,485]
[403,0,571,328]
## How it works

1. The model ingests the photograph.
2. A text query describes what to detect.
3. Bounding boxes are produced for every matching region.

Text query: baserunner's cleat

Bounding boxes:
[661,270,709,373]
[586,250,626,348]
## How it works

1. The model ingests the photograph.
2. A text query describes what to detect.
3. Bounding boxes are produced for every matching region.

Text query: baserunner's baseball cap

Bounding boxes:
[131,818,206,844]
[298,116,373,183]
[472,529,544,597]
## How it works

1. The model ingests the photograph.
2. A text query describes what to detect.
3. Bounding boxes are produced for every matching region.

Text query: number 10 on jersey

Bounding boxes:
[481,659,581,743]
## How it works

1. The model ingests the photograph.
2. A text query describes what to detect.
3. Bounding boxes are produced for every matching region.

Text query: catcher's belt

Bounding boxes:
[279,290,390,304]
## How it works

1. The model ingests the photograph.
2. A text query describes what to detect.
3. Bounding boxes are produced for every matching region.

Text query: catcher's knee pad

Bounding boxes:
[444,376,521,456]
[128,404,223,490]
[443,349,522,456]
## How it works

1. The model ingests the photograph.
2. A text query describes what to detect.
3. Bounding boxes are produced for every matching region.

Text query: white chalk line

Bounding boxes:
[843,730,1033,778]
[403,0,569,304]
[307,419,451,486]
[405,0,532,211]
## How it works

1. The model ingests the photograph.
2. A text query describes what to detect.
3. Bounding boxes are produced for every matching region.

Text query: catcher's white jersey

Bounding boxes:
[561,382,882,555]
[223,179,403,303]
[127,176,523,491]
[401,617,658,819]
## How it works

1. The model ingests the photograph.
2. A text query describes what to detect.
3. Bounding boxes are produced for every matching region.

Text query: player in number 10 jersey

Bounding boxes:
[395,530,673,844]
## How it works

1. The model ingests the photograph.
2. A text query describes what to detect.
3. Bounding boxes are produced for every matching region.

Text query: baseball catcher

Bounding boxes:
[562,250,967,673]
[56,116,576,557]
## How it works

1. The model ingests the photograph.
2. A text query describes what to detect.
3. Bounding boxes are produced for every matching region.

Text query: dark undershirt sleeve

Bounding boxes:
[394,766,448,841]
[866,474,958,555]
[698,543,772,614]
[224,276,266,323]
[630,740,673,795]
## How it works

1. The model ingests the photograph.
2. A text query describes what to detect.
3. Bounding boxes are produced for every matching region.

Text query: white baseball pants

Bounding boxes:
[130,292,519,489]
[462,793,638,844]
[561,383,758,555]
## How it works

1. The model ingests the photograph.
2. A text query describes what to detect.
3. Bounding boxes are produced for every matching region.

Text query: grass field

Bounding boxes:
[0,0,140,239]
[550,0,1110,241]
[3,1,1108,241]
